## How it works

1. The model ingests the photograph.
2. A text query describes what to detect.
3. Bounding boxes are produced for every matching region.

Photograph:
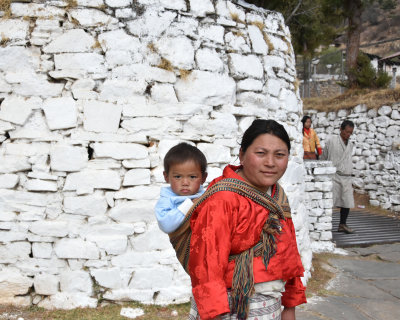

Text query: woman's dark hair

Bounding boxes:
[240,119,291,153]
[340,119,355,130]
[163,142,207,175]
[301,115,311,127]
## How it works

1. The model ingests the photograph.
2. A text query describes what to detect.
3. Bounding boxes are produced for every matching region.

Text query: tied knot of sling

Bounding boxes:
[167,178,291,320]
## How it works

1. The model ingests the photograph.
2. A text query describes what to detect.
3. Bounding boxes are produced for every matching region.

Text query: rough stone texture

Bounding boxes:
[308,104,400,212]
[0,0,312,310]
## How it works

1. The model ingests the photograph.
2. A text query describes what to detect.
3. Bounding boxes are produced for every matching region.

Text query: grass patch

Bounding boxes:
[306,253,337,298]
[303,87,400,112]
[0,301,191,320]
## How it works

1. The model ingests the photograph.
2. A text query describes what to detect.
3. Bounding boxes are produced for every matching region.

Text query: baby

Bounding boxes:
[155,142,208,233]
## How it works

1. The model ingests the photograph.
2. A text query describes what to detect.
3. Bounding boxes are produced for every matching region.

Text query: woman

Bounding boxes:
[301,115,322,160]
[187,119,306,320]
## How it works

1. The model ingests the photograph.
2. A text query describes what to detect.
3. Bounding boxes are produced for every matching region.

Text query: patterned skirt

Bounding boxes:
[188,292,281,320]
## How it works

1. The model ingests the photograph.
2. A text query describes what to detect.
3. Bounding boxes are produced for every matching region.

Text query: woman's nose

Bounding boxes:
[264,154,274,166]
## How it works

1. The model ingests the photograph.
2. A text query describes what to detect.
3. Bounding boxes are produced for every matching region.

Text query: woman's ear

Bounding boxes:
[239,148,244,165]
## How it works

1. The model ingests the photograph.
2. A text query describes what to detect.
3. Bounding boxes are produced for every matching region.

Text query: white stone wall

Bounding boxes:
[308,103,400,212]
[0,0,312,309]
[304,161,336,252]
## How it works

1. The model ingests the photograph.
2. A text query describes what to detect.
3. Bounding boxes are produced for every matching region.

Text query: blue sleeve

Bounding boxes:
[155,193,186,234]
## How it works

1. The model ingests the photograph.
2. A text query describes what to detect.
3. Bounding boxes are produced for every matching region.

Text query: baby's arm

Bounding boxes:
[155,195,193,233]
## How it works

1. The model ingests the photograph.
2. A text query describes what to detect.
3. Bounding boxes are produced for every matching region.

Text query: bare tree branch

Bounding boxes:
[286,0,303,23]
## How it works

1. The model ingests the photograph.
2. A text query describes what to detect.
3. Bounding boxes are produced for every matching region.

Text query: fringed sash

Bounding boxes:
[168,178,291,320]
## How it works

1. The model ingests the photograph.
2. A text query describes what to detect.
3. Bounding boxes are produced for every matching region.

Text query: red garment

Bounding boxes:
[188,165,306,320]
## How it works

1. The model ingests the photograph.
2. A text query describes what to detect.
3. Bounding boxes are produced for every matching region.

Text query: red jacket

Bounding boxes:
[189,165,306,319]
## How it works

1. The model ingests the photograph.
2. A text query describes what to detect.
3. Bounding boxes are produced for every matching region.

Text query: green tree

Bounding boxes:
[246,0,397,87]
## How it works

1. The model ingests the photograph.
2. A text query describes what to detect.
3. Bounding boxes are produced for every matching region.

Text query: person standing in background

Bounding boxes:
[301,115,322,160]
[320,120,355,234]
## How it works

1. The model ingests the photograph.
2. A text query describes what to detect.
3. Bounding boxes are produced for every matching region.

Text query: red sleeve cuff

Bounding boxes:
[317,147,322,155]
[192,281,230,319]
[281,277,307,308]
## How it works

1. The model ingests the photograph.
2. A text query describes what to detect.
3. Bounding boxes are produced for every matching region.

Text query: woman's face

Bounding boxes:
[238,133,289,193]
[304,118,312,129]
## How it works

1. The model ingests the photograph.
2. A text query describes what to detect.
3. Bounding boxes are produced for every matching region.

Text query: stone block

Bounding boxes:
[83,100,122,133]
[34,273,59,295]
[91,267,122,289]
[54,238,99,259]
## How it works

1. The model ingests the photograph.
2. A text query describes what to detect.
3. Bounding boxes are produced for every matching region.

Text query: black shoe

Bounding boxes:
[338,224,355,234]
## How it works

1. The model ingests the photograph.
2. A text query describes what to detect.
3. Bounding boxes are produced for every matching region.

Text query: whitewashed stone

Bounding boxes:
[92,142,148,160]
[87,234,127,255]
[114,64,176,83]
[127,9,176,37]
[64,194,108,217]
[237,79,263,92]
[130,224,171,251]
[225,32,251,52]
[0,268,33,302]
[198,25,224,44]
[111,250,161,267]
[123,169,151,186]
[63,169,121,191]
[32,242,53,259]
[43,29,95,53]
[55,238,99,259]
[50,145,88,172]
[0,155,31,173]
[5,142,50,157]
[121,117,181,135]
[60,270,92,294]
[106,50,133,68]
[99,79,147,102]
[42,97,77,130]
[0,96,34,125]
[160,0,186,10]
[155,36,194,69]
[150,83,178,103]
[195,48,224,72]
[10,72,64,97]
[190,0,214,17]
[373,115,390,127]
[175,70,236,105]
[248,24,268,54]
[279,88,300,113]
[91,268,122,289]
[83,100,122,133]
[11,3,65,18]
[29,221,69,237]
[114,186,159,200]
[184,113,238,138]
[0,174,19,188]
[0,19,29,40]
[378,105,392,116]
[54,53,106,74]
[130,266,174,289]
[391,110,400,120]
[229,53,263,79]
[197,143,231,163]
[0,242,31,264]
[34,274,59,295]
[38,292,98,310]
[236,92,268,110]
[108,200,156,223]
[105,0,132,7]
[266,78,282,97]
[25,179,58,192]
[122,100,207,118]
[71,78,98,99]
[69,8,118,27]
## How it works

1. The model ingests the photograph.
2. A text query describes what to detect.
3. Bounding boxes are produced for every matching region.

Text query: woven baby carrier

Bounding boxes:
[168,178,292,320]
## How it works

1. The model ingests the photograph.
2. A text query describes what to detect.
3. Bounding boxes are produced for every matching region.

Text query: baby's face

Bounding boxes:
[164,161,205,196]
